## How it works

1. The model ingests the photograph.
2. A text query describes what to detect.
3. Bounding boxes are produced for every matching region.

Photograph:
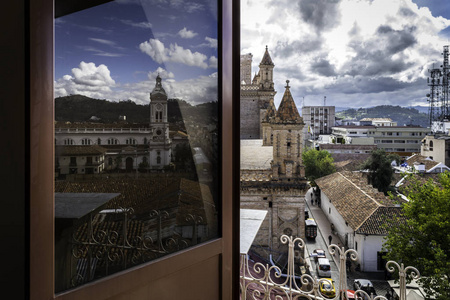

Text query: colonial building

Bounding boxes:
[55,76,172,173]
[240,79,308,262]
[240,46,277,139]
[315,171,404,272]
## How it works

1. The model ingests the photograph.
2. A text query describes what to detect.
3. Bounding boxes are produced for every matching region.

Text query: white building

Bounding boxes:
[315,171,404,272]
[55,76,172,172]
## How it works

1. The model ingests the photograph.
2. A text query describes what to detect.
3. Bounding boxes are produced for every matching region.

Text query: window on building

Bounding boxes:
[53,0,221,293]
[430,140,434,151]
[81,138,92,145]
[64,138,74,145]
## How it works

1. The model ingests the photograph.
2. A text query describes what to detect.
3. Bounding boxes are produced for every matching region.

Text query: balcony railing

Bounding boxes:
[240,235,420,300]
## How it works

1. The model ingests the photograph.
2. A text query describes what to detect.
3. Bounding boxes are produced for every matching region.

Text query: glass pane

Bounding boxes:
[54,0,219,292]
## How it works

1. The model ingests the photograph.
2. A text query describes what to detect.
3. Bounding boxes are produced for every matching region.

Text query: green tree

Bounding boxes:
[361,149,399,193]
[302,148,336,185]
[383,172,450,300]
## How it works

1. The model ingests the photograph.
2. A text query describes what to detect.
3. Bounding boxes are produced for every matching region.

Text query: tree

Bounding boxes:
[302,148,336,185]
[383,172,450,300]
[361,149,399,193]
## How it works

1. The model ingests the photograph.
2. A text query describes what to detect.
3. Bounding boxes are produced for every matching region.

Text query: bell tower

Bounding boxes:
[149,75,171,168]
[259,45,275,91]
[270,80,305,180]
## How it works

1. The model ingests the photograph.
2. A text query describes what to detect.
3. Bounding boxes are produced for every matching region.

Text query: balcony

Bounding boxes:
[240,235,422,300]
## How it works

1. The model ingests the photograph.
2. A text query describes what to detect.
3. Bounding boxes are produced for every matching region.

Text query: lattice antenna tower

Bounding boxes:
[441,45,450,120]
[427,64,441,126]
[427,45,450,126]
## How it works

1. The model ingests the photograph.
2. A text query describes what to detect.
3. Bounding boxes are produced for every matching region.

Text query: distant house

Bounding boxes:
[421,134,450,167]
[395,154,450,174]
[318,144,377,163]
[359,118,397,127]
[315,171,405,272]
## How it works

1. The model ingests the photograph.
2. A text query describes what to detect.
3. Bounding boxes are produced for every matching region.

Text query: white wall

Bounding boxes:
[319,192,355,248]
[355,234,385,272]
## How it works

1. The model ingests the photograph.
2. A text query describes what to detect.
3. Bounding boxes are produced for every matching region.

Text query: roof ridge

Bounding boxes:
[338,172,383,207]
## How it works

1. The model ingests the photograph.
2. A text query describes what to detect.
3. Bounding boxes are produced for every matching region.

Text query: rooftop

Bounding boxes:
[240,139,273,170]
[315,171,397,232]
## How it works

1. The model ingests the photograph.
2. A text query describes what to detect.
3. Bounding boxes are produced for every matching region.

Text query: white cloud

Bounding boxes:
[208,56,218,69]
[204,36,217,48]
[241,0,450,108]
[55,62,116,98]
[139,38,217,69]
[120,19,152,29]
[178,27,198,38]
[147,67,175,81]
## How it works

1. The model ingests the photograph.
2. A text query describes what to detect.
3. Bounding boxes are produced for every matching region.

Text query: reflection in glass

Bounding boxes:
[54,0,219,292]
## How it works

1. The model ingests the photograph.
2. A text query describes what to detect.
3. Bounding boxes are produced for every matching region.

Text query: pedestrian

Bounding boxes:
[328,234,332,245]
[311,197,314,205]
[346,259,351,272]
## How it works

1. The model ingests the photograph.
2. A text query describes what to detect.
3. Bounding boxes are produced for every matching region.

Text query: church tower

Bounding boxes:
[262,98,276,146]
[149,75,171,168]
[271,80,305,180]
[259,45,275,91]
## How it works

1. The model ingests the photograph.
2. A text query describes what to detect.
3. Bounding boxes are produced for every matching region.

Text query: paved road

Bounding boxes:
[304,201,340,292]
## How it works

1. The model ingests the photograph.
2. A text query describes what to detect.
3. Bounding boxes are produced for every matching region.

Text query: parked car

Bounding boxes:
[319,278,336,298]
[311,249,326,262]
[353,279,377,298]
[316,258,331,277]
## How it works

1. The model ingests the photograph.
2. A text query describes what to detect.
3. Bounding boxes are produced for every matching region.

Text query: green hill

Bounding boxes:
[55,95,217,126]
[336,105,429,128]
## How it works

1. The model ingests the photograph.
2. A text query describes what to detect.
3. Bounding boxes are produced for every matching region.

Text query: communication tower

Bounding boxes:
[427,46,450,129]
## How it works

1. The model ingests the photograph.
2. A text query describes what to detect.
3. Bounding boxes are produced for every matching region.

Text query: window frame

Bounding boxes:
[26,0,240,299]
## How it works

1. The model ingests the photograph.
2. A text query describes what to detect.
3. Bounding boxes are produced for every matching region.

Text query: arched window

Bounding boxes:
[429,140,434,150]
[81,138,92,145]
[126,138,137,145]
[97,138,101,145]
[156,156,161,164]
[108,138,119,145]
[143,137,148,144]
[64,138,74,145]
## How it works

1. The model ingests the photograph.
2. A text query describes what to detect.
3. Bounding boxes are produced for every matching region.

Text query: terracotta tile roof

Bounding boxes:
[262,99,277,123]
[406,154,440,171]
[315,171,395,231]
[356,206,405,235]
[55,145,107,156]
[272,81,303,124]
[260,46,274,66]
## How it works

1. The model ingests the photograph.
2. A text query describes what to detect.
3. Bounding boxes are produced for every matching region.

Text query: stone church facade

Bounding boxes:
[240,46,277,139]
[55,76,172,174]
[240,49,308,261]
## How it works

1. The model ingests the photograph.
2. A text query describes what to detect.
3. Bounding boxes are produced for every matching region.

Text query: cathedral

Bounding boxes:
[55,75,172,175]
[240,47,309,261]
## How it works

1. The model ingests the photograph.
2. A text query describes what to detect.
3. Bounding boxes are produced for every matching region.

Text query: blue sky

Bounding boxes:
[55,0,218,104]
[241,0,450,109]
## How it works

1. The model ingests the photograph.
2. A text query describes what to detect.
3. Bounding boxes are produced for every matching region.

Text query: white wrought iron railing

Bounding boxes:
[240,235,420,300]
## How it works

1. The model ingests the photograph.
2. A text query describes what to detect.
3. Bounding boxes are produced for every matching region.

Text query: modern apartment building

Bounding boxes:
[330,125,430,157]
[368,126,430,157]
[302,106,335,138]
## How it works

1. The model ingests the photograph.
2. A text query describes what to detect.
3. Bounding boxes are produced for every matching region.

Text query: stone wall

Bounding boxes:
[240,96,261,139]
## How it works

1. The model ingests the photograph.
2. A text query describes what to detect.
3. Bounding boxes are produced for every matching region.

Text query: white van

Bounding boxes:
[316,258,331,277]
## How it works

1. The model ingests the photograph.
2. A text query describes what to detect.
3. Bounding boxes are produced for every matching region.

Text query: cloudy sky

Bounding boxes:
[242,0,450,109]
[55,0,218,105]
